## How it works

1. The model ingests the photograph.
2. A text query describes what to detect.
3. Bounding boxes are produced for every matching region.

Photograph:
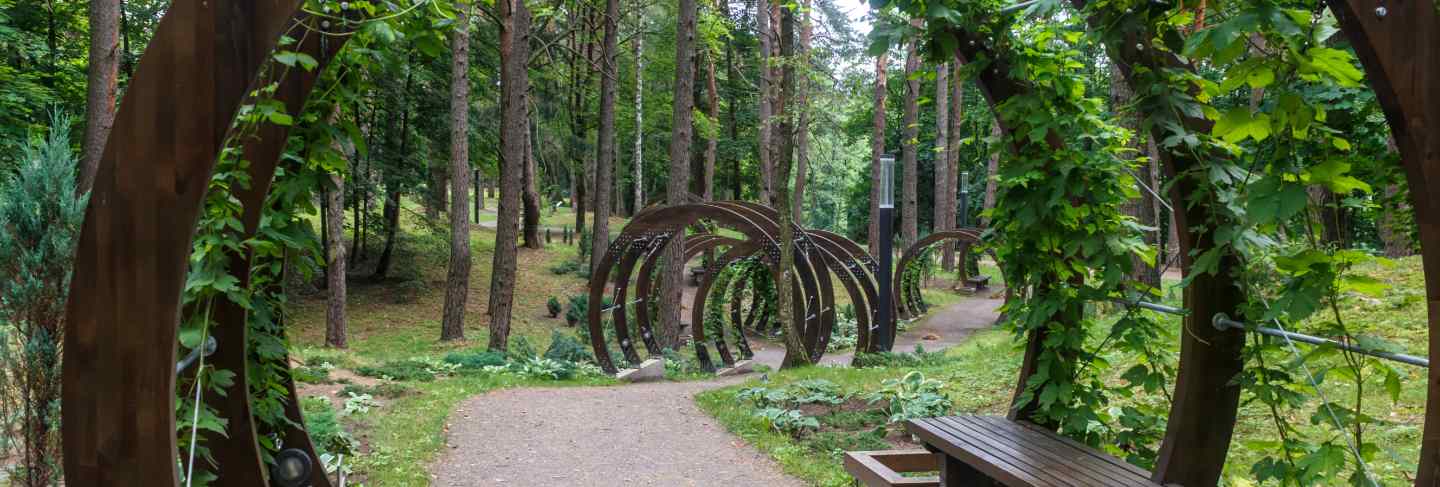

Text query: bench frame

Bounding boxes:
[843,450,940,487]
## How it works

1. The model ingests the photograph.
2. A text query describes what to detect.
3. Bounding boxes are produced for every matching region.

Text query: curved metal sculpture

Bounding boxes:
[587,201,881,372]
[893,229,992,321]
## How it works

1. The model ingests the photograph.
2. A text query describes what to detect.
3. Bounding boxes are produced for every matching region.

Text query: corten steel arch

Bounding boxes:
[587,201,841,372]
[632,233,743,356]
[689,228,879,365]
[621,202,825,358]
[892,229,990,321]
[60,2,344,485]
[1316,2,1439,482]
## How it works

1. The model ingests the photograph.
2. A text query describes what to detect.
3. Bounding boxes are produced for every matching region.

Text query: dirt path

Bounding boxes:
[430,378,805,487]
[749,290,1004,368]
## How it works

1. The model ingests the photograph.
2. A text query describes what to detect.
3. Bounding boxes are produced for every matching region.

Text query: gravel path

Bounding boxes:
[431,294,1002,486]
[430,378,805,487]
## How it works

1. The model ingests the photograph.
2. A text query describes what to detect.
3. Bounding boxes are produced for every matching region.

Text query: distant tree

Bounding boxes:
[776,0,808,368]
[868,51,888,256]
[900,26,919,249]
[756,0,774,206]
[934,62,951,271]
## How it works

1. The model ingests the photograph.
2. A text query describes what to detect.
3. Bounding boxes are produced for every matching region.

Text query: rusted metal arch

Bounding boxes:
[893,229,988,321]
[588,202,827,372]
[807,229,884,352]
[623,233,739,356]
[689,228,879,365]
[625,202,833,362]
[1317,2,1439,482]
[60,2,341,485]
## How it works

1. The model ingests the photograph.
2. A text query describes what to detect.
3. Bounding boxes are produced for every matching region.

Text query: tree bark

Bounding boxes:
[632,21,645,213]
[81,0,119,194]
[1111,67,1160,287]
[776,1,807,368]
[791,0,810,222]
[704,50,719,204]
[934,63,951,272]
[523,116,543,249]
[490,0,530,352]
[982,123,1000,226]
[901,32,920,249]
[441,0,473,342]
[869,52,888,256]
[591,0,618,272]
[945,60,964,260]
[325,170,348,348]
[756,0,774,206]
[659,0,697,351]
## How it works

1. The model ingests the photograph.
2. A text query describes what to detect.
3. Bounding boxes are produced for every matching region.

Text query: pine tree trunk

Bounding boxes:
[704,51,719,203]
[441,1,473,342]
[372,188,401,281]
[982,123,1000,226]
[869,52,888,256]
[776,2,808,368]
[1110,69,1160,287]
[945,60,963,260]
[632,23,646,213]
[523,118,543,249]
[325,170,348,348]
[934,63,951,272]
[659,0,697,351]
[81,0,119,194]
[901,33,920,249]
[756,0,774,207]
[592,0,618,272]
[490,0,530,352]
[791,0,810,222]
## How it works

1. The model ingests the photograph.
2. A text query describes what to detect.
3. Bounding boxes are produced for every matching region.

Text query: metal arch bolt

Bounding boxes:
[1375,6,1387,17]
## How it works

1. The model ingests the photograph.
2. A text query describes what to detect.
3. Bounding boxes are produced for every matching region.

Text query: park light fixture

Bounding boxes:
[270,448,314,487]
[879,155,895,209]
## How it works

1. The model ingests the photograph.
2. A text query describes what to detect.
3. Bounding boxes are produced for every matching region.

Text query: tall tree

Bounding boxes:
[522,115,542,249]
[80,0,119,193]
[981,123,1000,226]
[791,0,811,221]
[900,31,919,248]
[325,171,348,346]
[943,60,963,267]
[659,0,697,350]
[868,51,888,256]
[591,0,618,271]
[703,46,719,204]
[632,16,645,213]
[776,0,807,367]
[1110,69,1159,288]
[441,0,473,341]
[756,0,774,206]
[933,62,951,271]
[490,0,531,352]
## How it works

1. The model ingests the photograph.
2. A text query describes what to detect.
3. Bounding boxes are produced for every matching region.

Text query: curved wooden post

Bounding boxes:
[1321,1,1439,483]
[61,0,305,484]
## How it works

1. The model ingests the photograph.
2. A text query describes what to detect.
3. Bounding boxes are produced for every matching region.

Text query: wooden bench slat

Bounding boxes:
[906,416,1162,487]
[949,417,1156,487]
[935,417,1111,487]
[910,418,1068,487]
[940,417,1146,487]
[1012,420,1154,479]
[909,418,1056,487]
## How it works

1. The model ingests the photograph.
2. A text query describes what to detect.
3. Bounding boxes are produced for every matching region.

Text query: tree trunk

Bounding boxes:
[441,0,473,342]
[490,0,530,352]
[659,0,697,351]
[945,60,963,259]
[632,22,646,213]
[756,0,774,207]
[523,117,543,249]
[982,123,1000,226]
[934,63,951,272]
[592,0,618,272]
[791,0,810,222]
[776,1,807,368]
[869,52,888,256]
[901,33,920,249]
[372,188,401,280]
[1110,67,1160,288]
[704,50,719,204]
[429,159,448,221]
[81,0,119,194]
[325,170,348,348]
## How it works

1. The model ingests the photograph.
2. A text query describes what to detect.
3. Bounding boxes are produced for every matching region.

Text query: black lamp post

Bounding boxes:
[958,171,970,228]
[875,154,896,351]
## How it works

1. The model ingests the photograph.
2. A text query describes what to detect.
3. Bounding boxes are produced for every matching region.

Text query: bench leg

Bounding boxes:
[939,455,996,487]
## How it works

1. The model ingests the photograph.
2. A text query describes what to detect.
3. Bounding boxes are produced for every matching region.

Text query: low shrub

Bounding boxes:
[851,344,949,369]
[542,331,593,363]
[356,359,438,382]
[866,371,952,424]
[292,365,332,384]
[546,296,563,317]
[301,397,358,456]
[549,260,583,276]
[339,382,415,399]
[443,349,508,370]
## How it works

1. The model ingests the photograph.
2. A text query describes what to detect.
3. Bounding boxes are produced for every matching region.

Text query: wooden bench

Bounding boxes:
[844,450,940,487]
[964,275,991,290]
[905,416,1163,487]
[690,266,707,285]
